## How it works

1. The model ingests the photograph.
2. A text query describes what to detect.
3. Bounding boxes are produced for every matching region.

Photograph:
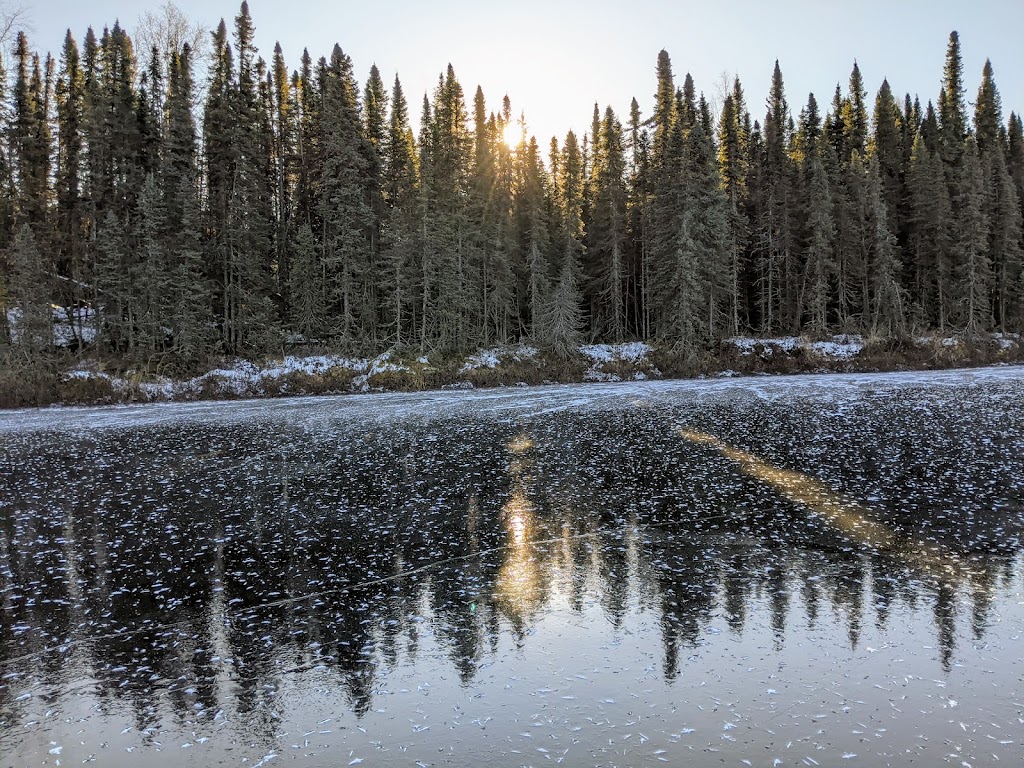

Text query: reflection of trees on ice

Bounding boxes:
[0,365,1021,740]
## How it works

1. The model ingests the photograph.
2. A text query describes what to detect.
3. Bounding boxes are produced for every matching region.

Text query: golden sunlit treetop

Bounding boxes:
[502,118,523,149]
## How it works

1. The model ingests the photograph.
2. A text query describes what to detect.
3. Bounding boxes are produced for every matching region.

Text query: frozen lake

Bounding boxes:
[2,367,1024,767]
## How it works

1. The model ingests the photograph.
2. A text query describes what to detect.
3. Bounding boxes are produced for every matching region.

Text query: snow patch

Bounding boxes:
[729,335,863,360]
[728,337,800,356]
[807,335,865,360]
[461,346,539,372]
[993,333,1021,350]
[579,342,653,364]
[6,306,98,347]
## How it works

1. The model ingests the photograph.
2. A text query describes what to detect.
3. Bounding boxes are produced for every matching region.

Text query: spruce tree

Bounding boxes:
[974,59,1002,154]
[317,44,373,346]
[547,130,585,354]
[164,45,215,362]
[7,224,53,357]
[907,134,952,329]
[841,62,869,160]
[939,31,967,173]
[287,222,324,338]
[418,65,472,349]
[802,148,834,335]
[952,138,992,335]
[270,42,293,291]
[55,30,87,342]
[872,79,903,234]
[980,145,1023,333]
[10,32,49,225]
[513,135,552,341]
[588,107,629,342]
[718,78,751,334]
[689,94,732,340]
[755,61,795,333]
[866,156,906,337]
[380,75,418,347]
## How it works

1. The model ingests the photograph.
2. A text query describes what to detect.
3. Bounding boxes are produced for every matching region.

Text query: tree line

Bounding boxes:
[1,2,1022,371]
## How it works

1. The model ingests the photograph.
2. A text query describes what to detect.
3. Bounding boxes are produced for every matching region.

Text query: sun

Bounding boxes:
[502,119,522,149]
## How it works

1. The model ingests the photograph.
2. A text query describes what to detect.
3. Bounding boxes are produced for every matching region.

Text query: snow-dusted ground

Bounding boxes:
[729,334,868,359]
[5,364,1022,434]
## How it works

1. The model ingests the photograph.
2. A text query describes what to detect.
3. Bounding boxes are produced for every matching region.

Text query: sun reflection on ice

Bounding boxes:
[677,427,984,586]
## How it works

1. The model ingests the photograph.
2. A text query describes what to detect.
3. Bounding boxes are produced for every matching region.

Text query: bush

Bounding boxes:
[56,374,118,405]
[0,363,58,407]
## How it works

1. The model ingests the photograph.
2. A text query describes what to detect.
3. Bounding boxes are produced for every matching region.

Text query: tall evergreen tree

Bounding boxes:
[318,44,373,345]
[871,79,903,233]
[418,64,472,349]
[588,106,629,342]
[10,32,50,225]
[951,137,992,334]
[547,130,585,353]
[907,133,953,329]
[866,156,906,337]
[379,75,418,346]
[939,31,967,174]
[55,30,87,338]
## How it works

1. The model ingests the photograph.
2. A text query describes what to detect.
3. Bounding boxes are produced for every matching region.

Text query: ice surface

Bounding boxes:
[2,364,1024,768]
[5,364,1020,434]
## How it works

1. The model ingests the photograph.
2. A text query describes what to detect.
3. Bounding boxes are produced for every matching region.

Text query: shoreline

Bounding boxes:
[2,333,1022,410]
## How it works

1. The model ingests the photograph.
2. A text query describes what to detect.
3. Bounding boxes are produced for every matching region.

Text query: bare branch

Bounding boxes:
[133,1,208,63]
[0,1,30,49]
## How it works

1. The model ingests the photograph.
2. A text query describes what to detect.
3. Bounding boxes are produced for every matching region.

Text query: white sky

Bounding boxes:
[21,0,1024,146]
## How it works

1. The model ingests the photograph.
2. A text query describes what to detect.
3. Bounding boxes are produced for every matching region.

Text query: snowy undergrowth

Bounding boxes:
[460,345,539,373]
[729,335,866,360]
[580,342,657,382]
[37,332,1024,407]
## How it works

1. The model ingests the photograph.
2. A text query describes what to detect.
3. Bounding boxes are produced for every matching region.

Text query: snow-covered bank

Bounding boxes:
[3,333,1022,409]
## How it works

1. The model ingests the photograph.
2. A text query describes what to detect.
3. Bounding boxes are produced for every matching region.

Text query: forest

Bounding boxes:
[0,1,1022,385]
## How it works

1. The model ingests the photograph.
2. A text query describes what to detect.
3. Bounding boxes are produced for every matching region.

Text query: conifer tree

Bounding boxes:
[380,75,418,346]
[802,148,834,335]
[318,44,373,346]
[513,135,552,340]
[588,107,628,342]
[952,138,992,334]
[939,31,967,172]
[10,32,49,225]
[363,63,387,334]
[871,79,903,233]
[418,65,472,349]
[1009,113,1024,203]
[626,96,649,336]
[754,61,795,333]
[841,62,869,160]
[287,221,324,338]
[907,133,952,329]
[984,145,1023,331]
[689,94,732,340]
[55,30,87,338]
[7,224,53,357]
[866,156,906,337]
[973,59,1002,154]
[164,45,215,362]
[547,131,585,353]
[270,42,293,288]
[205,3,278,354]
[718,78,751,333]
